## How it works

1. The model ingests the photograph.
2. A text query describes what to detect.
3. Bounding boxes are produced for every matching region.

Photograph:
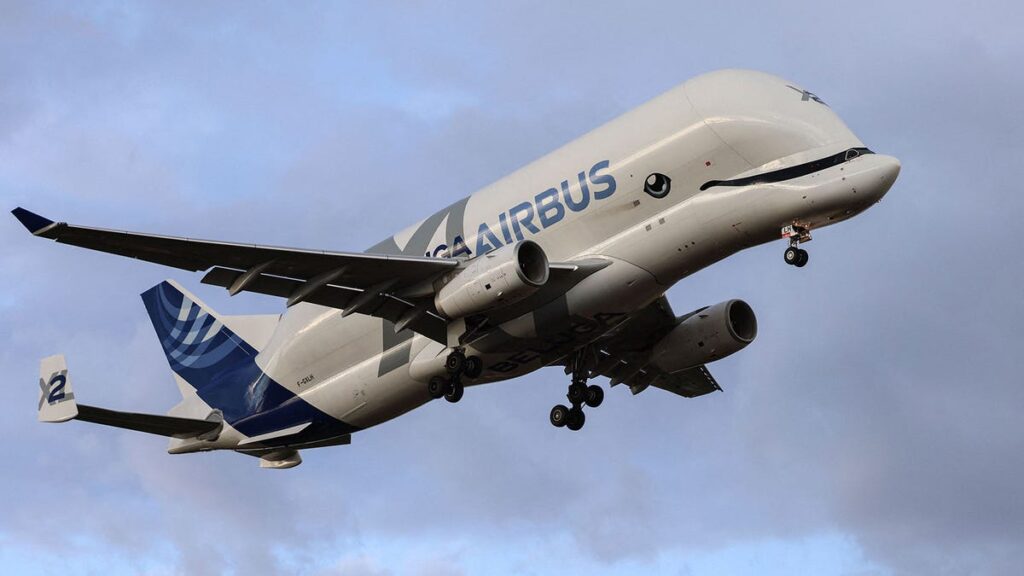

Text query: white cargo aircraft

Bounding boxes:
[16,70,899,468]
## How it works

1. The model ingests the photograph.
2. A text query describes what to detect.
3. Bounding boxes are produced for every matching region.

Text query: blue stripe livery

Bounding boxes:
[140,281,358,442]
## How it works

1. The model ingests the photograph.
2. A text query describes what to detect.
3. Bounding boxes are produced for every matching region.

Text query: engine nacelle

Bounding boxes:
[434,240,549,319]
[650,299,757,373]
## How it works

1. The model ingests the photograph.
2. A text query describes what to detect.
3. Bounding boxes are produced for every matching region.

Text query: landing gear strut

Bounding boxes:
[428,348,482,403]
[550,348,604,431]
[782,225,810,268]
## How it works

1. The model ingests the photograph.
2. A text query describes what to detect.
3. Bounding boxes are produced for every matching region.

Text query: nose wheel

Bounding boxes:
[784,246,808,267]
[782,225,810,268]
[550,349,604,431]
[427,349,482,403]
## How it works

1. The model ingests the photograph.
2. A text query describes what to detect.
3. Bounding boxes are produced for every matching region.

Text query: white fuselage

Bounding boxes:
[213,69,899,445]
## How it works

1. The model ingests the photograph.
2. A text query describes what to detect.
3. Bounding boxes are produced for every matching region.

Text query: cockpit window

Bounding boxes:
[700,147,873,191]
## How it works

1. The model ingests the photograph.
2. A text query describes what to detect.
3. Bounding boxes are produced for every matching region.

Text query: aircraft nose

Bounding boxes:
[864,154,901,202]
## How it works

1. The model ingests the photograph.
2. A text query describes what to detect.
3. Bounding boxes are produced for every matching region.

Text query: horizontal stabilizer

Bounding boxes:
[75,405,223,439]
[37,355,223,439]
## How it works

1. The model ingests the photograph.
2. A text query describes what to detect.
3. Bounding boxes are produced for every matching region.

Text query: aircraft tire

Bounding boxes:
[794,249,809,267]
[427,376,447,399]
[784,246,800,265]
[463,356,483,379]
[566,407,585,431]
[444,380,464,403]
[585,385,604,408]
[568,382,588,405]
[550,404,569,427]
[445,351,466,374]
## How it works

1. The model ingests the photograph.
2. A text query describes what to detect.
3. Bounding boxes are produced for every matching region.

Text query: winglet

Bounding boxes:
[11,207,55,234]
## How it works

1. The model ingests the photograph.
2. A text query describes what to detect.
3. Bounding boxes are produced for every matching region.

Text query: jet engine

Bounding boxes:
[434,240,550,318]
[650,299,757,373]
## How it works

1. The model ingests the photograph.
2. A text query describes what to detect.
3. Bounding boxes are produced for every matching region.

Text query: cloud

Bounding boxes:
[318,555,392,576]
[1,1,1022,575]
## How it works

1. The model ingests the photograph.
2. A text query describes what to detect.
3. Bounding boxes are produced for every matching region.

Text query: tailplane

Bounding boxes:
[37,354,223,438]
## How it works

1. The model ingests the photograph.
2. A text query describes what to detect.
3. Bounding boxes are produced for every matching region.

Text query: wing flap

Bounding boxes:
[589,348,720,398]
[587,297,724,399]
[649,365,721,398]
[201,266,449,342]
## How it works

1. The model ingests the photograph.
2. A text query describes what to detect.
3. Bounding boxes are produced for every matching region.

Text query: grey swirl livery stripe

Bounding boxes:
[368,196,470,376]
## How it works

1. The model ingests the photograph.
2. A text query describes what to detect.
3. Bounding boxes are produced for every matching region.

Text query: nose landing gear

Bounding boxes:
[784,245,809,267]
[782,225,811,268]
[427,348,483,404]
[550,349,604,431]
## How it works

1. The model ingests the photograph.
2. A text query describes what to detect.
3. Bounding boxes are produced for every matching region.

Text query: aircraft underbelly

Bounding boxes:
[252,256,665,432]
[457,257,662,380]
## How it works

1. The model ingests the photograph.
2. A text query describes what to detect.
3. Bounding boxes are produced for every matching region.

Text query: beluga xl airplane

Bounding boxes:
[15,70,899,468]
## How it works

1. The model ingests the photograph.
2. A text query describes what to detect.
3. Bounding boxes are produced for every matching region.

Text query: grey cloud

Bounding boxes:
[317,555,392,576]
[2,1,1022,575]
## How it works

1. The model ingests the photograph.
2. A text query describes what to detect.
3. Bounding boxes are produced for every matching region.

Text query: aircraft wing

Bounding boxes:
[584,296,722,398]
[13,207,458,340]
[588,349,721,397]
[13,208,607,344]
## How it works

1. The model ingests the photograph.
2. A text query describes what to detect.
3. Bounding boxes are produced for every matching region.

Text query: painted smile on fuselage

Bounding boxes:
[699,147,874,191]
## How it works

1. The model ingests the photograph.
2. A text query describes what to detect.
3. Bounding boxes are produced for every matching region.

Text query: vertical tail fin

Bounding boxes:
[140,280,344,450]
[38,354,77,423]
[140,280,286,426]
[140,281,262,396]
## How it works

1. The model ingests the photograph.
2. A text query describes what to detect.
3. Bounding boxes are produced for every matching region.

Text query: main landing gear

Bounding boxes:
[782,224,810,268]
[427,348,482,404]
[550,349,604,432]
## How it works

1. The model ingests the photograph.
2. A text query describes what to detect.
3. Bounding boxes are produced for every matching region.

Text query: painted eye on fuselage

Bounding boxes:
[644,173,671,198]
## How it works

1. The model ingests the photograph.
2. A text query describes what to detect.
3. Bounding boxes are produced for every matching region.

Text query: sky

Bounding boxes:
[1,1,1022,575]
